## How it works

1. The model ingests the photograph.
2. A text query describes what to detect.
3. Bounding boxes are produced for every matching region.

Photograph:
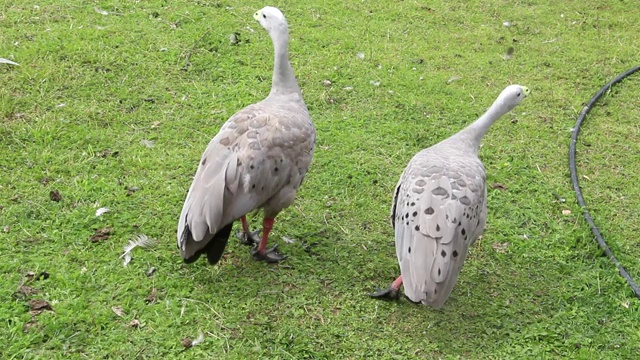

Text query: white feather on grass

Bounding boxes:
[95,207,109,217]
[120,234,156,266]
[191,332,205,346]
[0,58,20,66]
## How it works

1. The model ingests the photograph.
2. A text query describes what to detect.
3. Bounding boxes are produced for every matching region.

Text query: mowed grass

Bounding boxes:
[1,0,639,358]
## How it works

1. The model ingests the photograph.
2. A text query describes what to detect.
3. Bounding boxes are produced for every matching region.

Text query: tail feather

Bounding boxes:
[205,223,233,265]
[180,223,233,265]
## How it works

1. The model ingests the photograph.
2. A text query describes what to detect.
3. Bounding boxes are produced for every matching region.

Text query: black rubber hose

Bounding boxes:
[569,65,640,298]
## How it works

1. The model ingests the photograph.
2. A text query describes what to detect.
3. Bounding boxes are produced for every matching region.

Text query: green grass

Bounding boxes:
[2,0,640,358]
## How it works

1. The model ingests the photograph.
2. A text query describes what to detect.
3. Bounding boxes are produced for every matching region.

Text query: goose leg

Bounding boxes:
[369,275,403,300]
[250,217,285,263]
[237,215,261,246]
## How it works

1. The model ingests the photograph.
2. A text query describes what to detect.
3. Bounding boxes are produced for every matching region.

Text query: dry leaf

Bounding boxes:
[29,299,53,315]
[145,288,157,304]
[111,306,125,317]
[146,267,157,277]
[23,320,39,332]
[151,121,161,128]
[49,190,62,202]
[181,332,204,348]
[14,285,38,299]
[491,242,510,253]
[562,209,572,215]
[503,46,514,60]
[129,319,141,328]
[490,183,507,190]
[622,300,630,309]
[90,228,111,242]
[181,338,193,348]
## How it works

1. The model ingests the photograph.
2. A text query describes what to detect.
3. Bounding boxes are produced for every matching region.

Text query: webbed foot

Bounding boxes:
[251,244,286,263]
[237,229,261,246]
[368,287,400,300]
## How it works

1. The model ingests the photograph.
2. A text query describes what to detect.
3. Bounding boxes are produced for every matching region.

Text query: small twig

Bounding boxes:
[182,30,211,71]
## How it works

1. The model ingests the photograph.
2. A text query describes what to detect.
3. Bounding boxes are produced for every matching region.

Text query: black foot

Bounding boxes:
[251,244,286,263]
[237,229,261,246]
[368,287,400,301]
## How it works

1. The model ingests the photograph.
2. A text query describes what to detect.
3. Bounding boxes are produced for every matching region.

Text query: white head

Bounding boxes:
[253,6,288,35]
[494,84,530,112]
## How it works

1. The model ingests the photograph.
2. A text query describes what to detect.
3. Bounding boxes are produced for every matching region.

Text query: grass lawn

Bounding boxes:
[2,0,639,358]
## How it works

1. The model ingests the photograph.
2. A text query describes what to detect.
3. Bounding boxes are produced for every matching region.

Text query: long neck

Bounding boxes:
[453,99,510,153]
[268,29,301,97]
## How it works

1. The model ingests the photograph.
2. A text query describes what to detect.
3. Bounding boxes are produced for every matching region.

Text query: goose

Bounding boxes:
[177,6,315,265]
[370,85,530,308]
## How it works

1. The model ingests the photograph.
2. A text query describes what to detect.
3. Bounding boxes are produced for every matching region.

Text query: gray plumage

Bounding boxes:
[177,7,315,264]
[380,85,530,308]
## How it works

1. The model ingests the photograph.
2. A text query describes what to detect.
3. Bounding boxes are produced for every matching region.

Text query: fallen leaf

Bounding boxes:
[181,338,193,348]
[145,288,157,304]
[111,306,125,317]
[491,242,510,253]
[151,121,161,128]
[22,320,39,332]
[98,149,119,158]
[322,79,332,87]
[29,299,53,315]
[503,46,514,60]
[40,177,51,185]
[129,319,141,328]
[490,183,507,190]
[182,332,204,348]
[622,300,630,309]
[14,285,38,299]
[90,227,111,242]
[3,226,10,232]
[146,267,157,277]
[562,209,572,215]
[49,190,62,202]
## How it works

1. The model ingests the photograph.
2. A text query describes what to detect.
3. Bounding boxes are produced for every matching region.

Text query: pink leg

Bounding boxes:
[250,217,285,263]
[369,274,403,300]
[257,217,274,256]
[390,275,403,291]
[241,215,250,234]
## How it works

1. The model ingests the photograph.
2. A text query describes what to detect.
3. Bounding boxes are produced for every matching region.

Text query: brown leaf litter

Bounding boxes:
[90,228,112,242]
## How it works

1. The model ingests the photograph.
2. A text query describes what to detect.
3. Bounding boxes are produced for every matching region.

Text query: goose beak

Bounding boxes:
[253,10,261,20]
[523,86,531,97]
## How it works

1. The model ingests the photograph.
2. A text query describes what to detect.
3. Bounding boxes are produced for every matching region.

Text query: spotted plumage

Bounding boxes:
[371,85,530,308]
[177,7,315,265]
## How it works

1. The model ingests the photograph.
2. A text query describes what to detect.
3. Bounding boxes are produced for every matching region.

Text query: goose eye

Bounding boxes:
[516,92,521,97]
[262,14,266,19]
